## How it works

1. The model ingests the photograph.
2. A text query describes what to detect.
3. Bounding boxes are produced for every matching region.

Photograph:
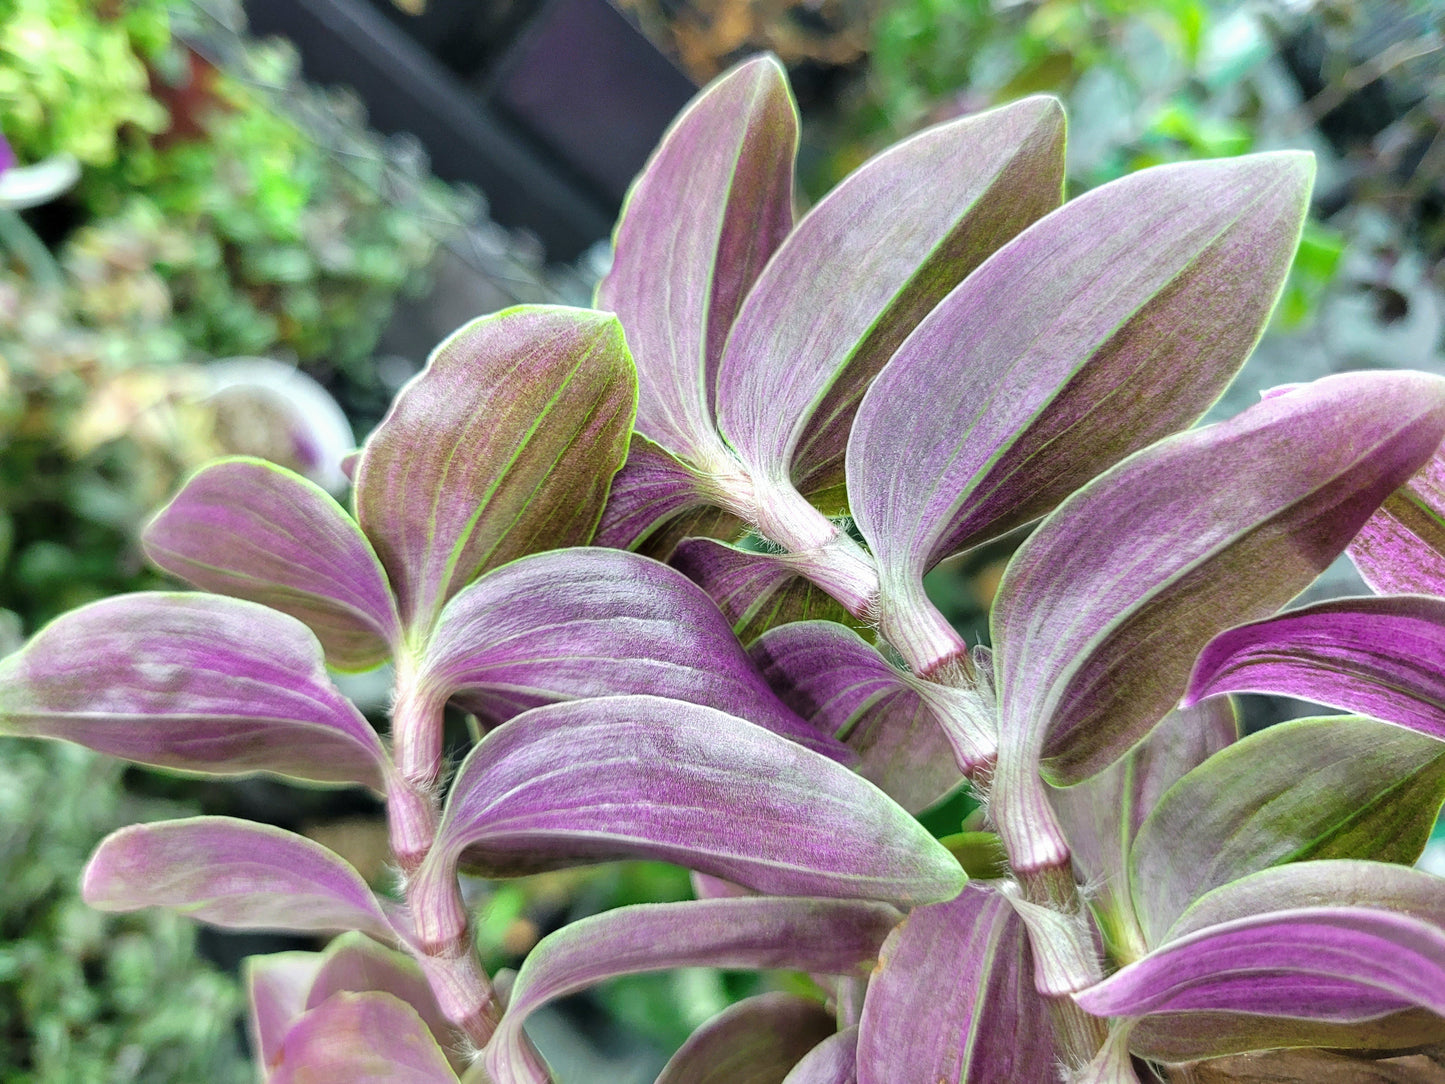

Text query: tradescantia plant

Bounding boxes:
[5,51,1445,1082]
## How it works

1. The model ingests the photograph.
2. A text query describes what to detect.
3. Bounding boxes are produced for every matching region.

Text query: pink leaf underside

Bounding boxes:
[412,695,962,904]
[0,592,388,789]
[82,817,394,941]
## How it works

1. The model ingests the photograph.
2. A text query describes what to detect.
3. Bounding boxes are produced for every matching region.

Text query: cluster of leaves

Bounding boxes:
[0,0,169,168]
[7,54,1445,1084]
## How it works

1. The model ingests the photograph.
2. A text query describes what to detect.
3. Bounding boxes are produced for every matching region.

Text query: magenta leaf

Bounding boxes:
[484,897,899,1084]
[1128,715,1445,945]
[653,993,838,1084]
[82,817,395,940]
[849,153,1315,669]
[592,434,742,556]
[597,56,795,466]
[749,620,968,811]
[143,457,400,671]
[855,883,1056,1084]
[1186,594,1445,742]
[411,696,963,930]
[0,593,389,789]
[1075,908,1445,1024]
[1348,442,1445,596]
[246,952,323,1069]
[988,371,1445,869]
[716,96,1066,498]
[1050,701,1239,961]
[269,991,458,1083]
[415,548,847,759]
[1077,861,1445,1059]
[672,538,854,645]
[354,306,636,633]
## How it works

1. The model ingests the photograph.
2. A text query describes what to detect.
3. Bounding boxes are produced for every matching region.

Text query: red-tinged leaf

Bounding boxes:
[1128,716,1445,945]
[416,549,847,760]
[654,993,839,1084]
[0,593,388,789]
[82,818,395,941]
[849,154,1314,671]
[717,96,1066,499]
[988,372,1445,870]
[1349,443,1445,596]
[144,457,399,671]
[355,306,636,633]
[855,883,1056,1084]
[1186,594,1445,742]
[269,991,458,1083]
[484,897,898,1084]
[598,57,796,466]
[408,696,962,952]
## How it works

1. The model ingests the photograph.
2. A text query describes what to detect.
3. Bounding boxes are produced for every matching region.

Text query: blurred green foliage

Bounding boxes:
[1,0,472,380]
[818,0,1346,328]
[0,740,250,1084]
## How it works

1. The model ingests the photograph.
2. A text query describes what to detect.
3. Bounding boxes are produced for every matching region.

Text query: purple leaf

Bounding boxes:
[855,883,1056,1084]
[0,593,389,789]
[484,897,899,1084]
[143,457,400,671]
[849,153,1314,669]
[1128,866,1445,1060]
[268,991,458,1083]
[410,696,961,949]
[415,548,847,759]
[654,993,839,1084]
[82,817,395,940]
[1129,715,1445,945]
[1074,907,1445,1024]
[988,371,1445,869]
[246,952,323,1069]
[1348,443,1445,596]
[672,538,854,644]
[749,621,969,811]
[597,57,795,465]
[1050,701,1238,960]
[1186,594,1445,742]
[592,434,743,556]
[717,96,1066,498]
[781,1029,857,1084]
[354,306,636,632]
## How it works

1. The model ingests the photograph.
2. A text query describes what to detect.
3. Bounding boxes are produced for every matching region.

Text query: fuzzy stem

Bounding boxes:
[386,667,506,1051]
